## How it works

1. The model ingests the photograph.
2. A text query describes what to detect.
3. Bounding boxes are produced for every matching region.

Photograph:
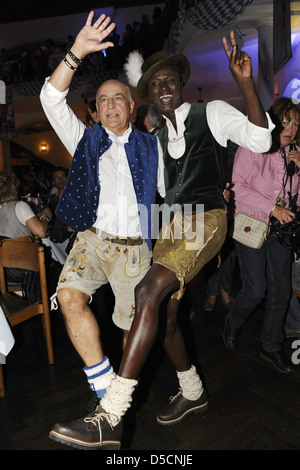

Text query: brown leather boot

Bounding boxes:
[157,389,208,426]
[49,405,123,450]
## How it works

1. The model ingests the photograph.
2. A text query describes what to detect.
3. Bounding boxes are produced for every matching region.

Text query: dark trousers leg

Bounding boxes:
[262,236,291,351]
[228,236,291,351]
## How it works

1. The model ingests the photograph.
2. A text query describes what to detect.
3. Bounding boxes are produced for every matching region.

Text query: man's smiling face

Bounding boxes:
[96,80,134,136]
[147,66,183,117]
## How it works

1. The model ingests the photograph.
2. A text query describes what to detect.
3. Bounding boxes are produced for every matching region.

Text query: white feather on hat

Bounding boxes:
[124,50,144,88]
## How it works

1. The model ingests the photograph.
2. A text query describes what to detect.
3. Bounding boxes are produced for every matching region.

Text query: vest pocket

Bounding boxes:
[191,185,221,195]
[189,146,213,159]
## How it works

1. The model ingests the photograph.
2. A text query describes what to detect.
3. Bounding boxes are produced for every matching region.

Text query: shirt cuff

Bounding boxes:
[42,77,69,99]
[245,112,275,153]
[246,112,275,134]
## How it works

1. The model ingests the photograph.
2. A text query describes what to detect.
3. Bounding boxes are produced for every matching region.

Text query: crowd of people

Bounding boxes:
[9,165,65,214]
[0,165,75,290]
[0,6,166,85]
[1,8,300,452]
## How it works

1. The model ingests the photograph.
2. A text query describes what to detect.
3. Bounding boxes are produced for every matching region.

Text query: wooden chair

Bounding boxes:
[0,238,54,397]
[0,236,32,294]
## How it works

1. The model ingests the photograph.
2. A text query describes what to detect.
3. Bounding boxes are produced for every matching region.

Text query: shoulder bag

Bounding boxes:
[232,212,269,249]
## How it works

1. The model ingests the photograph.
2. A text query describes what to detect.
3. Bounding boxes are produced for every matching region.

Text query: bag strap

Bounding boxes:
[282,145,298,210]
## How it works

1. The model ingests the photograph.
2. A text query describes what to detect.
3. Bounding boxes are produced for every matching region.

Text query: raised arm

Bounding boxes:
[222,30,268,129]
[49,11,115,92]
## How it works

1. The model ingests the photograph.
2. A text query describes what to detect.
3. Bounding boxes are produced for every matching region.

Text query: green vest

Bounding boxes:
[157,103,227,214]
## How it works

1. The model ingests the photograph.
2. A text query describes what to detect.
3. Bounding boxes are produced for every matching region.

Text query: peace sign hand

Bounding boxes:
[222,30,252,83]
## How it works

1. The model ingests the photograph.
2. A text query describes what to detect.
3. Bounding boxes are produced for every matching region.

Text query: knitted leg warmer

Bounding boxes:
[100,375,138,422]
[177,364,203,400]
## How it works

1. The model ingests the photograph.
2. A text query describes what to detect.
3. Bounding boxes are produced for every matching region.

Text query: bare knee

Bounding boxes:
[134,279,158,311]
[134,277,169,315]
[57,288,89,317]
[134,266,179,308]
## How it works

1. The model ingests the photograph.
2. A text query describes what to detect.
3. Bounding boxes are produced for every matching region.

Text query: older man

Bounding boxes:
[40,12,164,411]
[49,17,274,450]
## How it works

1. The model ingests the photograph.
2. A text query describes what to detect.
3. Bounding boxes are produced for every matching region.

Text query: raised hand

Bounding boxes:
[48,12,116,92]
[222,30,252,83]
[222,30,267,128]
[72,11,116,59]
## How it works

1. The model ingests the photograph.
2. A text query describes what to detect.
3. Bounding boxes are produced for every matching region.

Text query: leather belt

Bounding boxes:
[88,227,143,246]
[105,236,143,246]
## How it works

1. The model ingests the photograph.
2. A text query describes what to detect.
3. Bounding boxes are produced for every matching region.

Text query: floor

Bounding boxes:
[1,271,300,452]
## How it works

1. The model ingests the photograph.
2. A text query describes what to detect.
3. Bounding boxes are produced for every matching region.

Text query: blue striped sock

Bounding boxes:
[83,356,115,399]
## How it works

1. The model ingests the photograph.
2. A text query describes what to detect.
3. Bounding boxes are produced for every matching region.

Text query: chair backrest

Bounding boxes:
[0,240,49,324]
[1,240,40,272]
[0,237,40,293]
[0,237,54,397]
[0,236,33,243]
[0,238,48,300]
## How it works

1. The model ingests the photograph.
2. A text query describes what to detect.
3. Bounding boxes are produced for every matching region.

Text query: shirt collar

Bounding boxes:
[103,123,132,142]
[163,103,191,135]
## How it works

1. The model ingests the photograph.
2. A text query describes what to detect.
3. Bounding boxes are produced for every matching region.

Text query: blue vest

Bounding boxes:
[56,124,159,251]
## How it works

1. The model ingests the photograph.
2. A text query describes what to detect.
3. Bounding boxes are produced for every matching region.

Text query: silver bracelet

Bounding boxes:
[39,214,50,223]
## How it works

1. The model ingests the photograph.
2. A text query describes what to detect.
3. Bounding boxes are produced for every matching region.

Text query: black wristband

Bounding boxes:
[67,48,83,65]
[63,56,77,71]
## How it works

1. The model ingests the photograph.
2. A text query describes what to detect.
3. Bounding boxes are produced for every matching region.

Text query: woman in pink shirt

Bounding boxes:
[224,97,300,373]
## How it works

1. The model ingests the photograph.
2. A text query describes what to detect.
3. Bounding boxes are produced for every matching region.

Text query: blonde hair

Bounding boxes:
[0,171,20,204]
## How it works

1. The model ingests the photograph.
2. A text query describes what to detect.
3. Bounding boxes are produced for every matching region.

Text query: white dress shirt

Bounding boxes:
[164,102,274,160]
[40,79,165,237]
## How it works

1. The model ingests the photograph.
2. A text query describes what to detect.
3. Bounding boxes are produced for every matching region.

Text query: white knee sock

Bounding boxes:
[100,375,138,421]
[84,356,115,399]
[177,364,203,401]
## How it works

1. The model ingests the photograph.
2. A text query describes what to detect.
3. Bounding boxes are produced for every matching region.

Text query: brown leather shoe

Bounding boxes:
[157,389,208,426]
[49,405,123,450]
